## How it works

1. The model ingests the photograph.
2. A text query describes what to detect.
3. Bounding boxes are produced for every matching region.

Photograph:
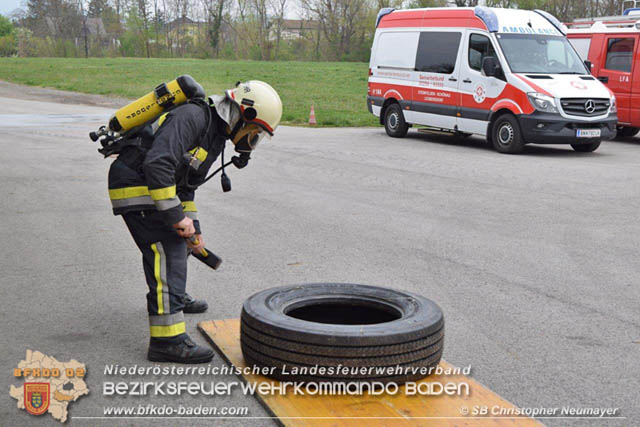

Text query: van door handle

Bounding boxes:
[449,77,458,82]
[597,76,609,83]
[463,79,472,83]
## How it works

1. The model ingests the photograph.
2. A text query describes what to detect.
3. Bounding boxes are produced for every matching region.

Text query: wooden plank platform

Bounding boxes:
[198,319,540,426]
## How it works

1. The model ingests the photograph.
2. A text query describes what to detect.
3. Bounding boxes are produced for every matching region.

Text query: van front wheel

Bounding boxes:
[492,114,525,154]
[384,103,409,138]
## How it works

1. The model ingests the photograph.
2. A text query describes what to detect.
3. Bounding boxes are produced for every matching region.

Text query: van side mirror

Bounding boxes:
[584,60,592,73]
[482,56,499,77]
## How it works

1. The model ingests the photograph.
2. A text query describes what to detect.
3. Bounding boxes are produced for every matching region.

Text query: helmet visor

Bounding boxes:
[234,123,271,152]
[249,128,270,149]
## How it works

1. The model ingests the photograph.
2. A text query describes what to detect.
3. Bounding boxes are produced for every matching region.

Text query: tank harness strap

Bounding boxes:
[178,99,214,191]
[154,83,175,109]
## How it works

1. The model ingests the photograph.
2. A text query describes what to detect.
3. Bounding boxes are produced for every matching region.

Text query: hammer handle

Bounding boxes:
[188,236,222,270]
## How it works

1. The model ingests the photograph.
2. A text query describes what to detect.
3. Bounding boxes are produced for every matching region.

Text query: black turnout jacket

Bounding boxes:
[108,102,227,232]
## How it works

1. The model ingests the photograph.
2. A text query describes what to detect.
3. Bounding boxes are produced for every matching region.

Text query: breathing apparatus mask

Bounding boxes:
[201,87,277,192]
[232,122,271,153]
[200,81,282,192]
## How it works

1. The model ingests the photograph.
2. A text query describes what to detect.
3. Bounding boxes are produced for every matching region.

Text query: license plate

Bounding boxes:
[576,129,601,138]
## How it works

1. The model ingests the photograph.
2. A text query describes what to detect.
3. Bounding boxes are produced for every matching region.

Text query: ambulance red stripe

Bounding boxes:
[378,9,487,30]
[369,81,532,114]
[513,74,553,97]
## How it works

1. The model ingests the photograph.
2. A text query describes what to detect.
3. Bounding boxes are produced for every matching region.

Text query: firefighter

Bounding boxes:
[108,81,283,363]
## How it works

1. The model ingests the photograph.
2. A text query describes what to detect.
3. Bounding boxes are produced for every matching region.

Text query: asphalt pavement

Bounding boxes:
[0,82,638,426]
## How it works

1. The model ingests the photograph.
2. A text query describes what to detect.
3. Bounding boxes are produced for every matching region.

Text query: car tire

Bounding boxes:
[240,283,444,384]
[571,141,601,152]
[492,114,525,154]
[384,103,409,138]
[615,126,639,139]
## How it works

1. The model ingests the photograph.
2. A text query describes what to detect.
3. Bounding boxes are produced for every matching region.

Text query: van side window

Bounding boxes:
[469,34,497,72]
[605,38,634,72]
[374,32,419,70]
[415,32,461,74]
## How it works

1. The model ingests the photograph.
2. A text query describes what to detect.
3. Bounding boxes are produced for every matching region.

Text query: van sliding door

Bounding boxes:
[369,31,419,119]
[412,31,462,131]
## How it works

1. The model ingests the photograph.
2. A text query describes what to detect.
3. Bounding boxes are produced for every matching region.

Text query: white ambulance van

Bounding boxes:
[367,7,618,153]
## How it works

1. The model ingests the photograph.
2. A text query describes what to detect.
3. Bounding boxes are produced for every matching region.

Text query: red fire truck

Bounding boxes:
[567,8,640,138]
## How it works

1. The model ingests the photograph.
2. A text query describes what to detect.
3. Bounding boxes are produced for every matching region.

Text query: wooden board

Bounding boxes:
[198,319,541,426]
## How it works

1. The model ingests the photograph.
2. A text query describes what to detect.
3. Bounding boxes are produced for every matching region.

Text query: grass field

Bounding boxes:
[0,58,378,127]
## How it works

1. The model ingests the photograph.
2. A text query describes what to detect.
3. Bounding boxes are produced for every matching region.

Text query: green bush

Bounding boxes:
[0,14,13,38]
[0,34,16,56]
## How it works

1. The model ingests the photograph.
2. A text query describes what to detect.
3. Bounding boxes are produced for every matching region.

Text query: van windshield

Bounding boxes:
[497,34,587,74]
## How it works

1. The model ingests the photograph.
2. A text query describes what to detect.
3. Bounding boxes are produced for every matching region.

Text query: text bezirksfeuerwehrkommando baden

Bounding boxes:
[104,363,470,378]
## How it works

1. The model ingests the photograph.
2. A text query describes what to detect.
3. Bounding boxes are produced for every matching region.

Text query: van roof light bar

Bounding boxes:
[376,8,395,28]
[474,6,499,32]
[623,7,640,15]
[534,9,567,35]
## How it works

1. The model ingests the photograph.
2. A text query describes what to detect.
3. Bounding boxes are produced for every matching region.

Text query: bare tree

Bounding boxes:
[138,0,151,57]
[454,0,479,6]
[272,0,286,59]
[78,0,89,57]
[161,0,173,55]
[250,0,270,59]
[201,0,226,56]
[302,0,368,60]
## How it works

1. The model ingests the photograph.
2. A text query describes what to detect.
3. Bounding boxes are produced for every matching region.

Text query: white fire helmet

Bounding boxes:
[225,80,283,152]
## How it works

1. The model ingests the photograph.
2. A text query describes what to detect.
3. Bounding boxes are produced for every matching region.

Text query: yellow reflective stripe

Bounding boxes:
[181,201,197,212]
[188,147,208,162]
[158,113,168,127]
[150,322,186,337]
[149,185,176,201]
[109,186,150,200]
[151,243,164,315]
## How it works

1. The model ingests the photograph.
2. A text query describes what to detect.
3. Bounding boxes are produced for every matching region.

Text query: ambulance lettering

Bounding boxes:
[502,26,559,35]
[419,74,445,89]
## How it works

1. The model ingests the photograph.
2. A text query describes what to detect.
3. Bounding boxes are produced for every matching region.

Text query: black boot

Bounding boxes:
[148,336,214,363]
[183,293,208,314]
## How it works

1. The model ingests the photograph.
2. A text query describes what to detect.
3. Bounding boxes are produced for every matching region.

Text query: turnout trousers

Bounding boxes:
[123,210,188,343]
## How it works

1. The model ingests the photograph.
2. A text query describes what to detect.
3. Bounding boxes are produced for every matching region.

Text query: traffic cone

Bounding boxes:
[308,104,317,125]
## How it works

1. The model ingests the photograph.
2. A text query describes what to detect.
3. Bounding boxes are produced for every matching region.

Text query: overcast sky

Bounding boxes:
[0,0,304,18]
[0,0,22,16]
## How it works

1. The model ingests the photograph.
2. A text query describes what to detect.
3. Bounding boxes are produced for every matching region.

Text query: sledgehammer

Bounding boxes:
[187,236,222,270]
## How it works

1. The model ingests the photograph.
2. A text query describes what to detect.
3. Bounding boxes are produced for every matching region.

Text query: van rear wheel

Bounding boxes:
[492,114,525,154]
[384,103,409,138]
[571,141,601,152]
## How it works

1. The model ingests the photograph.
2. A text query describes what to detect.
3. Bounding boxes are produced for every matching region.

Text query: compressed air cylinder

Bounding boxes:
[107,75,205,133]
